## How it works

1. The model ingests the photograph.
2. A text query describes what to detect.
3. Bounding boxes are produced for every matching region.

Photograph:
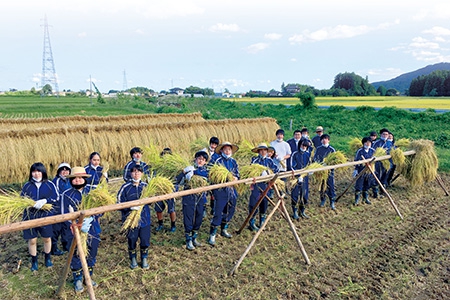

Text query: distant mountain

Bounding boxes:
[371,62,450,94]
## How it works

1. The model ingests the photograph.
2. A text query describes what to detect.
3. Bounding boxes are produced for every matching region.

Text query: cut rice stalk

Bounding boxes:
[373,147,391,170]
[349,137,363,154]
[0,192,53,225]
[209,164,234,184]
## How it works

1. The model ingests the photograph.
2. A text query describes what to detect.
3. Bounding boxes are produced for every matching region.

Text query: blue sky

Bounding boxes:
[1,0,450,93]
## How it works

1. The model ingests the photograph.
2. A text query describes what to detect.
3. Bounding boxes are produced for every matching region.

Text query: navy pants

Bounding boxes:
[355,173,375,192]
[211,187,237,227]
[23,224,53,240]
[249,183,268,217]
[127,225,151,250]
[291,177,309,206]
[182,193,205,233]
[52,221,73,251]
[155,199,175,213]
[321,172,336,200]
[71,233,100,270]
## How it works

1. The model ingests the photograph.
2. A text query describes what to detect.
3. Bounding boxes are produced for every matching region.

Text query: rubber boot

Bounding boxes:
[210,198,215,216]
[141,248,149,269]
[248,218,259,232]
[155,219,164,232]
[220,222,232,238]
[208,226,217,246]
[129,250,138,269]
[363,191,371,205]
[259,214,267,227]
[354,192,361,205]
[72,269,84,293]
[330,199,336,210]
[372,187,379,199]
[30,255,38,272]
[300,207,309,219]
[169,220,176,233]
[52,243,65,256]
[185,233,195,251]
[44,252,53,268]
[292,207,300,220]
[88,267,98,287]
[319,197,326,207]
[192,231,202,247]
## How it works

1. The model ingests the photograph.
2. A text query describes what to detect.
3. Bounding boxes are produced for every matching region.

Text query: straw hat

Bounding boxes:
[66,166,91,178]
[316,126,324,132]
[215,141,239,154]
[251,143,269,153]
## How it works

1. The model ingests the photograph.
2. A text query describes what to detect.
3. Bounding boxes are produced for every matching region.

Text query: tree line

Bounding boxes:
[408,70,450,96]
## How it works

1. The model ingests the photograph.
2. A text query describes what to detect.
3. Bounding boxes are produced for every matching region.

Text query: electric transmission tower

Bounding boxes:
[41,15,59,95]
[123,69,128,91]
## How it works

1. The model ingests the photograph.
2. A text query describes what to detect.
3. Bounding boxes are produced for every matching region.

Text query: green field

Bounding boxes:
[229,96,450,110]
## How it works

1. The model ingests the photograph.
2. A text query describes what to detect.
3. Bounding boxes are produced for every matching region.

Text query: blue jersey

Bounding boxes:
[117,181,151,227]
[60,187,88,215]
[290,150,311,171]
[354,147,376,172]
[84,165,107,192]
[52,176,72,194]
[209,154,240,179]
[313,145,336,163]
[250,155,279,173]
[286,138,300,153]
[21,180,58,220]
[123,160,151,182]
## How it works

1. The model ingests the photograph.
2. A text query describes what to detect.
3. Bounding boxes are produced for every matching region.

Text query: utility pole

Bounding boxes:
[122,69,128,92]
[41,15,59,97]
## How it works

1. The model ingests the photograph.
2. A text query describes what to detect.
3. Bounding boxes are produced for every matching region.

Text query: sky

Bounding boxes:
[1,0,450,93]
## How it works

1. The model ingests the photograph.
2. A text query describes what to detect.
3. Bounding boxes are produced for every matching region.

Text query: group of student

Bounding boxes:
[19,127,397,294]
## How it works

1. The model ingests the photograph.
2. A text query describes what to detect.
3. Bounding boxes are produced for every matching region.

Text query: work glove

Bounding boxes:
[102,172,108,179]
[298,176,304,183]
[183,166,195,173]
[352,170,358,178]
[81,216,94,233]
[261,170,269,177]
[33,199,47,209]
[185,171,194,181]
[130,206,141,211]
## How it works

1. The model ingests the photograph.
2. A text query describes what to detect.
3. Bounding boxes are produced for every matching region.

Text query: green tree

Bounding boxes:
[42,84,52,95]
[297,92,317,109]
[385,88,399,96]
[377,85,387,96]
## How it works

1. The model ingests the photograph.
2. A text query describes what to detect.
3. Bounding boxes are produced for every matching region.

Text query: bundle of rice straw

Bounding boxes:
[390,147,406,172]
[102,161,110,174]
[233,140,257,165]
[324,151,348,167]
[142,144,162,168]
[373,147,390,170]
[153,153,190,179]
[395,138,410,150]
[209,164,234,184]
[0,191,53,225]
[189,137,208,156]
[274,178,286,194]
[401,139,438,186]
[237,164,270,194]
[123,176,174,231]
[187,174,208,190]
[349,137,363,154]
[300,162,328,186]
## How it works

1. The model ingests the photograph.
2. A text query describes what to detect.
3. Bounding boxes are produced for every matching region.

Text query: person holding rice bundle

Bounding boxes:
[84,152,108,192]
[289,140,311,219]
[208,141,240,246]
[386,132,397,186]
[123,147,150,182]
[247,143,279,231]
[51,162,72,256]
[313,134,337,210]
[207,136,220,216]
[117,165,150,269]
[176,150,209,250]
[372,128,390,196]
[353,137,375,205]
[21,162,59,272]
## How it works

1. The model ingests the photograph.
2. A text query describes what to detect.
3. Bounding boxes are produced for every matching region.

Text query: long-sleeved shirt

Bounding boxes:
[122,160,151,182]
[117,181,150,227]
[251,155,279,174]
[21,180,58,220]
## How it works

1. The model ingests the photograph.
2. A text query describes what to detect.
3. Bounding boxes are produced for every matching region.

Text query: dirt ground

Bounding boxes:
[0,174,449,299]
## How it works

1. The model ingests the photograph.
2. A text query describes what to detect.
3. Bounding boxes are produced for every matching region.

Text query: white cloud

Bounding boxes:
[264,33,282,40]
[409,37,440,50]
[289,21,399,45]
[290,58,297,62]
[86,77,100,83]
[244,42,269,54]
[413,3,450,21]
[367,68,403,78]
[212,78,248,88]
[135,29,145,35]
[209,23,241,32]
[423,26,450,36]
[77,32,87,38]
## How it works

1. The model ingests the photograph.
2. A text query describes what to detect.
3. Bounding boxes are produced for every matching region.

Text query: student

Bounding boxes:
[372,128,390,194]
[299,127,313,152]
[313,134,337,210]
[177,150,209,250]
[207,136,220,216]
[287,130,302,153]
[84,152,108,192]
[117,165,150,269]
[385,132,397,186]
[353,137,375,205]
[69,166,103,293]
[289,140,311,219]
[312,126,324,149]
[123,147,151,182]
[208,141,239,246]
[369,131,378,143]
[154,148,177,233]
[269,129,291,172]
[248,143,279,231]
[59,167,91,293]
[51,162,72,256]
[21,162,59,272]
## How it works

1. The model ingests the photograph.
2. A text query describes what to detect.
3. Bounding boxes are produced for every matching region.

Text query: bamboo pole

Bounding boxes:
[257,186,289,221]
[0,150,417,236]
[366,163,403,220]
[435,174,449,196]
[229,197,282,276]
[335,157,376,202]
[273,185,310,265]
[71,212,96,300]
[236,174,278,234]
[55,213,84,297]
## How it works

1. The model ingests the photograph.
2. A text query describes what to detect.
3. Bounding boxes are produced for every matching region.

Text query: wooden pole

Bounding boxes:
[229,198,282,276]
[273,185,310,265]
[55,214,84,297]
[257,186,289,221]
[366,163,403,220]
[435,174,449,196]
[236,174,278,234]
[71,212,96,300]
[335,158,376,202]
